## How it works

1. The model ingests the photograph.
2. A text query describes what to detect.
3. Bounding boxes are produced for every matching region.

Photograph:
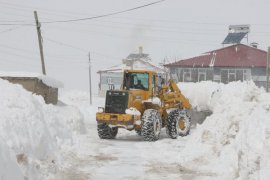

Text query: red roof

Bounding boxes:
[166,44,267,68]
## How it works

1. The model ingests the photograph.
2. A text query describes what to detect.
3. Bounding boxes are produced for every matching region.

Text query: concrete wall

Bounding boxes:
[0,77,58,105]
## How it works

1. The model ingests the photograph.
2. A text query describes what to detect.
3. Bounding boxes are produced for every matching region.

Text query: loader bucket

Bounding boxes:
[190,109,212,128]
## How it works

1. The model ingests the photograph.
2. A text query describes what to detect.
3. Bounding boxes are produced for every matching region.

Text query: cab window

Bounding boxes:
[124,72,149,90]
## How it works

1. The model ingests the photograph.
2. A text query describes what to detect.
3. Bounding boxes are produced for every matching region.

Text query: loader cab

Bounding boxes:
[123,70,157,98]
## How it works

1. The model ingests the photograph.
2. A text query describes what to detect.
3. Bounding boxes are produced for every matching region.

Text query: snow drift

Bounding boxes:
[0,79,85,179]
[0,71,64,88]
[178,81,270,180]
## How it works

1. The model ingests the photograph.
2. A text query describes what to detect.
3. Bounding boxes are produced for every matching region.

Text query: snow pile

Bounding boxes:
[178,81,222,111]
[125,107,141,116]
[0,79,84,179]
[0,137,24,180]
[143,97,162,106]
[178,81,270,179]
[0,71,64,88]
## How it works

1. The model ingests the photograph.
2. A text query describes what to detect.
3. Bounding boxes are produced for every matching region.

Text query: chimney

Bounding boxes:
[139,46,143,54]
[250,42,258,48]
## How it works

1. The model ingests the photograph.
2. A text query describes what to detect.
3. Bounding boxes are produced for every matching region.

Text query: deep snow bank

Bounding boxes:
[0,79,85,179]
[178,81,270,179]
[0,71,64,88]
[0,137,24,180]
[59,90,105,126]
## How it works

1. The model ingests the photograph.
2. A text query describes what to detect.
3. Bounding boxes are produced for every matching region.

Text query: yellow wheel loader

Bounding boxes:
[96,70,192,141]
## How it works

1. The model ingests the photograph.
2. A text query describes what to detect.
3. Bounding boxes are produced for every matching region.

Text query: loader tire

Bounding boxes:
[167,109,191,139]
[141,109,162,141]
[135,129,142,136]
[97,123,118,139]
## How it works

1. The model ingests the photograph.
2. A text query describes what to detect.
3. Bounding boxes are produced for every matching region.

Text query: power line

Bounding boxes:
[0,23,34,26]
[1,1,270,27]
[43,36,123,59]
[41,0,166,24]
[43,36,88,52]
[0,25,25,33]
[0,0,165,26]
[43,25,219,45]
[0,44,88,64]
[2,0,270,28]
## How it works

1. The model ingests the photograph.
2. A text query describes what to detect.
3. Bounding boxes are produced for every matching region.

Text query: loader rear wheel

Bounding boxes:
[141,109,162,141]
[167,109,191,139]
[97,123,118,139]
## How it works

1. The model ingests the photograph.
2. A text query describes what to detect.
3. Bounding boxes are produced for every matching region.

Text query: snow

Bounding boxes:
[0,137,24,180]
[178,81,270,179]
[1,79,270,179]
[125,107,141,116]
[143,97,162,106]
[0,71,64,88]
[98,59,163,74]
[0,79,84,179]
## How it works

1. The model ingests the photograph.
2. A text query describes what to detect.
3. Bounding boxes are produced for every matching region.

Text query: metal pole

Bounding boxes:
[88,52,92,105]
[34,11,46,75]
[267,47,270,92]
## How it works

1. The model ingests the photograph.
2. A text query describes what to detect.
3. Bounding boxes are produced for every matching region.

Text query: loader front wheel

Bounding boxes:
[97,123,118,139]
[135,129,142,136]
[167,109,191,139]
[141,109,162,141]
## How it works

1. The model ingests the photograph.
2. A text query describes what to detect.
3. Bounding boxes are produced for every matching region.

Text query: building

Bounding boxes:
[0,72,63,104]
[165,44,268,89]
[97,47,164,96]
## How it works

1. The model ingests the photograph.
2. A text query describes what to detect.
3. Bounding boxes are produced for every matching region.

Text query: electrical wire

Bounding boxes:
[43,37,88,52]
[0,25,25,33]
[41,0,166,24]
[43,36,123,60]
[0,0,166,25]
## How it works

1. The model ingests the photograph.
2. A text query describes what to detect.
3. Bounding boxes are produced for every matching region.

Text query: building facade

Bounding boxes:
[165,44,268,89]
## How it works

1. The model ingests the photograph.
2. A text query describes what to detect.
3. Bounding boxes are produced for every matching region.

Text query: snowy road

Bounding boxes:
[53,81,270,180]
[56,122,206,180]
[55,92,215,180]
[2,80,270,179]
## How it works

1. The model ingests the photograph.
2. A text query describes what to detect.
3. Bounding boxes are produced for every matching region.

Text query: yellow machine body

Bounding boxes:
[96,69,191,130]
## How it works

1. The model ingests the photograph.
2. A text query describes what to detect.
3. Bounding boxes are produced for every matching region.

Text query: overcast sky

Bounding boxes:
[1,0,270,93]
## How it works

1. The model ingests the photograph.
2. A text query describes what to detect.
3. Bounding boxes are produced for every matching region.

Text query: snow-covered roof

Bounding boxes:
[127,53,150,61]
[0,71,64,88]
[97,59,164,74]
[165,44,267,68]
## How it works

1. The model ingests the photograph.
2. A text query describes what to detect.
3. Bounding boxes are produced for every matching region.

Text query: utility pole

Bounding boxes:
[34,11,46,75]
[88,52,92,105]
[267,47,270,92]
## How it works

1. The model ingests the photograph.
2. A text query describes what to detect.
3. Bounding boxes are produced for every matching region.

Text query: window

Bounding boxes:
[220,69,250,83]
[183,69,192,82]
[221,69,228,83]
[152,75,158,95]
[107,78,113,84]
[123,72,149,90]
[228,69,236,81]
[198,69,207,81]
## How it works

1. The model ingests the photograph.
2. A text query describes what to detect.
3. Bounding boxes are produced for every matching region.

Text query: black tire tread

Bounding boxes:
[97,123,118,139]
[167,109,191,139]
[141,109,162,141]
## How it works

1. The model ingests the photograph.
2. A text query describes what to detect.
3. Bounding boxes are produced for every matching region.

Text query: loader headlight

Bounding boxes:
[98,107,104,113]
